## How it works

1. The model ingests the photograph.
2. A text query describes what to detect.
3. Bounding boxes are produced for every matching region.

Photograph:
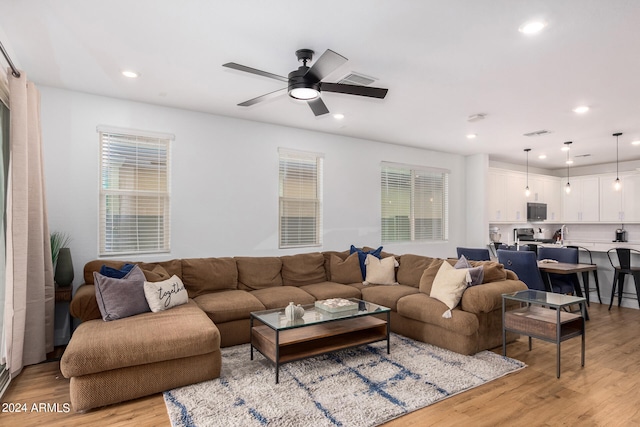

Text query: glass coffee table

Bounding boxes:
[502,290,586,378]
[250,298,390,383]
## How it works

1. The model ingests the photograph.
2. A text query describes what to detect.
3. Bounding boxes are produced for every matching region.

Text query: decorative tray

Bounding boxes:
[314,298,358,313]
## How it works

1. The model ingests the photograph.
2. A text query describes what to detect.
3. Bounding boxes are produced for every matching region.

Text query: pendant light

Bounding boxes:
[564,141,572,194]
[613,132,622,191]
[524,148,531,197]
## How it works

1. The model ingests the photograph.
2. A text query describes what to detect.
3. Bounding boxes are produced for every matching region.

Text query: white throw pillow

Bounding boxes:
[143,275,189,313]
[429,261,471,318]
[363,254,399,285]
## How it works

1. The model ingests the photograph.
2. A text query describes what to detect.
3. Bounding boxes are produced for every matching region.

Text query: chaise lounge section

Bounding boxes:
[61,248,526,411]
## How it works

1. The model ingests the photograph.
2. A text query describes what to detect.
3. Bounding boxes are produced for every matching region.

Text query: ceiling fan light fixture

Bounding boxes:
[289,87,319,100]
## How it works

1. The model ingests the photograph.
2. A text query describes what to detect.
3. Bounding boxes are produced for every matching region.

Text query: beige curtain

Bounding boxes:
[2,70,54,377]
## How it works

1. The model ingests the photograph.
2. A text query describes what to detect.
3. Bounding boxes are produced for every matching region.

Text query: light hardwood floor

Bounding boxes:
[2,302,640,426]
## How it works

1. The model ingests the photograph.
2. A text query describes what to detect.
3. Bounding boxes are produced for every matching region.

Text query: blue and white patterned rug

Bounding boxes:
[164,333,525,427]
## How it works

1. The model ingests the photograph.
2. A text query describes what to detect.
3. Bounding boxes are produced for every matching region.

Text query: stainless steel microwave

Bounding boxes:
[527,202,547,221]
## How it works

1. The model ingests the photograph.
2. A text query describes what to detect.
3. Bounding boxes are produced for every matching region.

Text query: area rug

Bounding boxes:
[164,334,525,427]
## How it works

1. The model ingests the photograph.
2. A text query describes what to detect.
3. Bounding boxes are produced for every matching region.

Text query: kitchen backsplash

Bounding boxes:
[489,223,640,244]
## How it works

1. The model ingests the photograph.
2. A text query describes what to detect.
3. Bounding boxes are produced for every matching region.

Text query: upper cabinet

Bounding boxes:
[562,176,599,222]
[488,169,561,223]
[600,173,640,222]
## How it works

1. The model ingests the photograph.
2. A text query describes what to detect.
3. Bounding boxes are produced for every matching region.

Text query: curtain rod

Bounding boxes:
[0,40,21,78]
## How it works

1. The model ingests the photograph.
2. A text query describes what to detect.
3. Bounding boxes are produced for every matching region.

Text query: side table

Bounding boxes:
[502,289,586,378]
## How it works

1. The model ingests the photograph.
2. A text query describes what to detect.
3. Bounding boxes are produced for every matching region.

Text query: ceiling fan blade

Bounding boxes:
[223,62,288,83]
[305,49,347,82]
[308,97,330,116]
[321,82,388,99]
[238,88,287,107]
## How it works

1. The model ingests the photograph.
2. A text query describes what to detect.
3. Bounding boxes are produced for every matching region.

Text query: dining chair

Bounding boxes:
[607,248,640,310]
[497,249,546,291]
[566,245,602,304]
[537,246,579,295]
[456,247,490,261]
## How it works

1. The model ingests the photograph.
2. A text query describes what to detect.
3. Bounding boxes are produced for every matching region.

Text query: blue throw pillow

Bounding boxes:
[350,245,383,280]
[99,263,135,279]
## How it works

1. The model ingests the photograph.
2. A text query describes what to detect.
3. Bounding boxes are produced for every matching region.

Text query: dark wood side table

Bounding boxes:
[55,286,73,340]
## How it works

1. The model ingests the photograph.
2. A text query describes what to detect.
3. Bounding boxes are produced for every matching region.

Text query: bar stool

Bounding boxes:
[607,248,640,310]
[567,245,602,305]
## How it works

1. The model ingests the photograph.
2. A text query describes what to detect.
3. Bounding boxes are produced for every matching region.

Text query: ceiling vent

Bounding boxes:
[338,72,376,86]
[467,113,486,122]
[523,129,552,137]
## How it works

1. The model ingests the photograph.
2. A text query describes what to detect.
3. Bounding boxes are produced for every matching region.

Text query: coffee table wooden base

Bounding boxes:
[251,315,390,383]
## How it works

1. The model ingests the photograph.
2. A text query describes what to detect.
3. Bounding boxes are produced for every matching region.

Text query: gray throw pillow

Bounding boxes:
[94,265,151,321]
[454,255,485,286]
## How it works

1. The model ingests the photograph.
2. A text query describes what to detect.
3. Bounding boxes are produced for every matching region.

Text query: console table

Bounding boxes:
[502,290,586,378]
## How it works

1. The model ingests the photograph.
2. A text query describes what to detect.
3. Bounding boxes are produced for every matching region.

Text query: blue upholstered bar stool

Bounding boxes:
[456,247,490,261]
[607,248,640,310]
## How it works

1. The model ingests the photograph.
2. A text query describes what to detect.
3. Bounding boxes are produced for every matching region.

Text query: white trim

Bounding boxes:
[278,147,325,159]
[96,125,175,141]
[381,161,450,174]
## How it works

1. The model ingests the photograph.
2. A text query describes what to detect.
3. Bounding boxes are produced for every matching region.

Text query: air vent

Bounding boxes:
[575,154,591,158]
[338,72,376,86]
[523,129,552,137]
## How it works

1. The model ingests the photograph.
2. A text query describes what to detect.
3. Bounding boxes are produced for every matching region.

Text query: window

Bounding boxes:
[381,162,449,243]
[98,127,172,255]
[278,148,323,248]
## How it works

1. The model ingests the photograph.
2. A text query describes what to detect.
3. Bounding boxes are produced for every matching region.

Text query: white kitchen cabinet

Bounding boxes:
[488,169,509,222]
[506,174,527,222]
[543,177,562,221]
[599,173,640,222]
[622,174,640,222]
[562,176,599,222]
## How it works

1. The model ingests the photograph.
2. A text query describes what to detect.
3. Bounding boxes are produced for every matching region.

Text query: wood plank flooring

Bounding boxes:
[2,302,640,426]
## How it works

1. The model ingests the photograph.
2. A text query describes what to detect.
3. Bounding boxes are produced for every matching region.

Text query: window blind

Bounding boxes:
[278,148,323,248]
[381,163,449,242]
[99,130,171,255]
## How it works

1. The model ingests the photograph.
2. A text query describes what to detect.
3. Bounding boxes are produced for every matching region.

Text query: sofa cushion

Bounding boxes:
[322,250,350,280]
[350,245,383,280]
[469,260,508,283]
[299,282,362,300]
[194,290,265,323]
[328,253,362,284]
[61,300,219,377]
[84,260,181,285]
[99,263,135,279]
[236,257,283,291]
[364,254,399,285]
[454,256,484,286]
[94,266,151,321]
[181,257,238,298]
[396,254,434,287]
[429,262,470,315]
[250,286,315,309]
[460,279,528,314]
[136,263,171,282]
[69,284,102,322]
[144,275,189,312]
[360,284,419,311]
[397,293,479,336]
[280,253,327,286]
[418,259,447,295]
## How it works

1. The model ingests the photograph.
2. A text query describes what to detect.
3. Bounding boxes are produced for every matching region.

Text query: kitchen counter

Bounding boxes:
[540,240,640,253]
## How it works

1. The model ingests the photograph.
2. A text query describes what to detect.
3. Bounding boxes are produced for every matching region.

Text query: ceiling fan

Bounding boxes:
[223,49,388,116]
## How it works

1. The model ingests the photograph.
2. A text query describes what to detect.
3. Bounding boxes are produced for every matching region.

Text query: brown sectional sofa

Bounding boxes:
[60,249,526,412]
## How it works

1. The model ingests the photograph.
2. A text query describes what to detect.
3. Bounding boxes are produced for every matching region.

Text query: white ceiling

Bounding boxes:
[1,0,639,169]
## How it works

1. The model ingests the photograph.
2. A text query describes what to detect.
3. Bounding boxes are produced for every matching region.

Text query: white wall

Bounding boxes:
[39,86,470,290]
[465,154,489,247]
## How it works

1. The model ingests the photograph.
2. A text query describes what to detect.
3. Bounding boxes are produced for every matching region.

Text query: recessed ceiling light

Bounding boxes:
[122,70,139,78]
[519,20,547,34]
[572,105,589,114]
[333,113,345,120]
[566,159,574,165]
[561,146,570,152]
[632,140,640,146]
[466,133,477,139]
[538,154,547,159]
